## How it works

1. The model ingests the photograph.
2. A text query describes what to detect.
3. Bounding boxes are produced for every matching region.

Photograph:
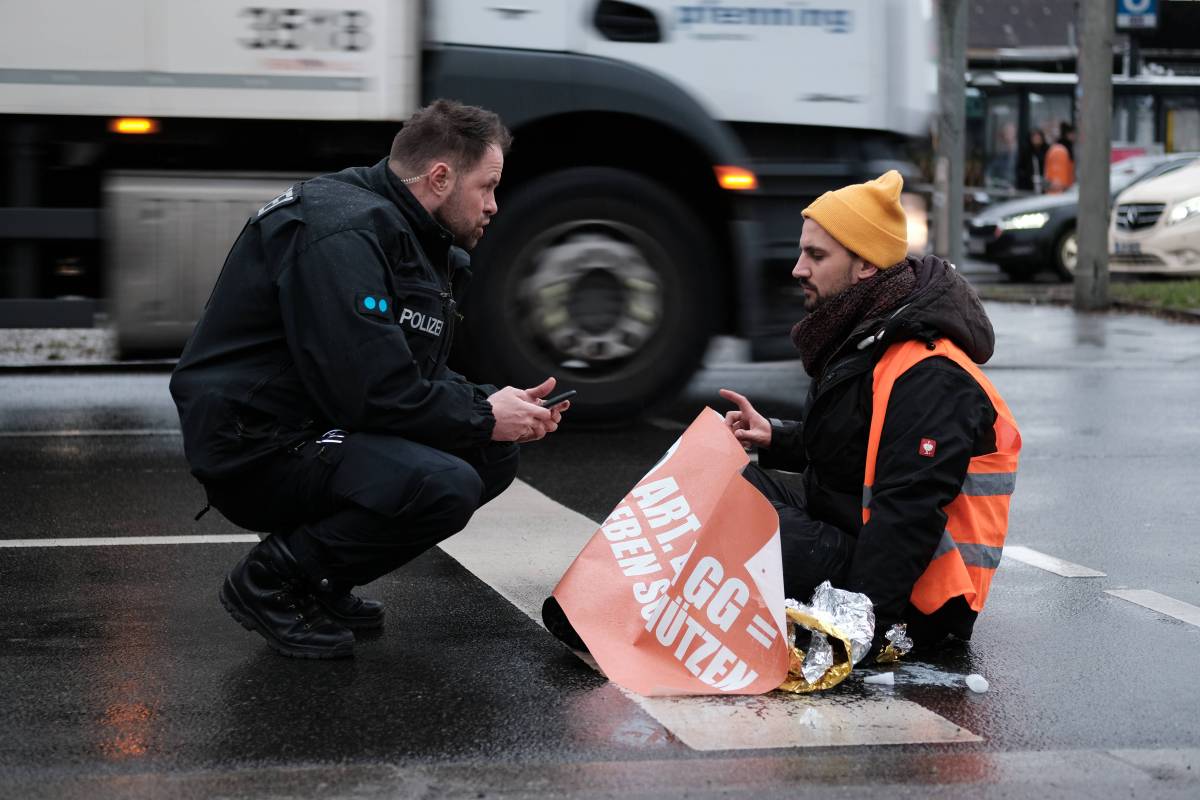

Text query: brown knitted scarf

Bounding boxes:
[790,262,917,377]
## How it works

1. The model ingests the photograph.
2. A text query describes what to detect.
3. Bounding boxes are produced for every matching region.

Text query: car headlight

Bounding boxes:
[997,212,1050,231]
[1167,194,1200,225]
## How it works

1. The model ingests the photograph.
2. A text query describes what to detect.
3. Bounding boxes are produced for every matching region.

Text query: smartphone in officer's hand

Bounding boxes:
[541,389,577,408]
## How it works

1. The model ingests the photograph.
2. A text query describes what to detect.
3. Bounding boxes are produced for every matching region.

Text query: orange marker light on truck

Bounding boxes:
[110,117,160,134]
[714,165,758,191]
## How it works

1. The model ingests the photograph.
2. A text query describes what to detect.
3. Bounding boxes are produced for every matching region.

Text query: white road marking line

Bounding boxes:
[634,694,978,750]
[0,534,259,548]
[442,480,981,750]
[0,429,181,438]
[1004,545,1106,577]
[645,417,687,432]
[1106,589,1200,628]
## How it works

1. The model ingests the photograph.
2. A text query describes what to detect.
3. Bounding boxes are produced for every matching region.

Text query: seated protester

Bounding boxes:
[171,100,571,660]
[720,171,1021,656]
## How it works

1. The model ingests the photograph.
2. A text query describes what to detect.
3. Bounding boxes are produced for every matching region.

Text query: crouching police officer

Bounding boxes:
[170,100,569,659]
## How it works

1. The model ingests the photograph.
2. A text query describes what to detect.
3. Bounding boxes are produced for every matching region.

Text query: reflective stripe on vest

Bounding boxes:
[862,338,1021,615]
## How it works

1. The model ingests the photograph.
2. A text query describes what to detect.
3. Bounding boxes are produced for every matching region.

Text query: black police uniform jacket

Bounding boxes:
[760,256,999,648]
[169,158,497,482]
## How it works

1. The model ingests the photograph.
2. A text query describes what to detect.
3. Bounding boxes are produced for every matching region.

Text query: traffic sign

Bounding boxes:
[1117,0,1158,30]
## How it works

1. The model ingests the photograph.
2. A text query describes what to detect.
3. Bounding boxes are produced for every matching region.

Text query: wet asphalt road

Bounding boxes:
[2,282,1200,797]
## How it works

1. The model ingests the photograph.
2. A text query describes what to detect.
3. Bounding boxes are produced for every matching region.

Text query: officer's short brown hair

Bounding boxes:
[389,99,512,174]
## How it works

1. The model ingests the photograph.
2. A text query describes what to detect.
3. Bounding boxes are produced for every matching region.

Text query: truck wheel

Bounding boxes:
[1053,226,1078,281]
[457,168,718,422]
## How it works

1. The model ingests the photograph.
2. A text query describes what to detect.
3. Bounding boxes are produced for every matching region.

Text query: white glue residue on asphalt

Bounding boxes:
[890,663,964,687]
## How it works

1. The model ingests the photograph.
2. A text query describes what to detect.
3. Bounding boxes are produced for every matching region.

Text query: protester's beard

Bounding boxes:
[435,186,487,250]
[801,283,821,312]
[800,266,854,312]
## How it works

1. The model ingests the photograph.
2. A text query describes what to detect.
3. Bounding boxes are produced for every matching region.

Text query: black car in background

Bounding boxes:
[966,153,1200,280]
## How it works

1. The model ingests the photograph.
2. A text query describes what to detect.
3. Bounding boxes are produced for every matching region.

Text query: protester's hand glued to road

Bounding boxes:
[718,388,771,450]
[489,376,569,443]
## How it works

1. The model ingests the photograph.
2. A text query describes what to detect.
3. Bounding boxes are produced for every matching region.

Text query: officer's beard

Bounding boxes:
[436,187,488,251]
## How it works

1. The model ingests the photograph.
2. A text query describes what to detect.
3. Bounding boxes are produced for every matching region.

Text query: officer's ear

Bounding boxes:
[428,161,454,197]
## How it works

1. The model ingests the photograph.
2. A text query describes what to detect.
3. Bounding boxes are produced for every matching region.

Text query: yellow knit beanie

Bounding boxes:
[801,170,909,268]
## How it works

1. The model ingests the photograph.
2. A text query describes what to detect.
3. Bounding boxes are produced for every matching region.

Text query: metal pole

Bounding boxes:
[1074,0,1115,310]
[934,0,967,268]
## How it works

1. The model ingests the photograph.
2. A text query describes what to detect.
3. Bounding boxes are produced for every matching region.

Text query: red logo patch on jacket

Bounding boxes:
[919,438,937,457]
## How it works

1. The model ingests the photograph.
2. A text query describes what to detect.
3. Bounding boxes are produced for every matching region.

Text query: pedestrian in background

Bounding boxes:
[1044,123,1076,193]
[170,100,570,659]
[720,171,1021,657]
[1016,128,1049,193]
[986,121,1019,189]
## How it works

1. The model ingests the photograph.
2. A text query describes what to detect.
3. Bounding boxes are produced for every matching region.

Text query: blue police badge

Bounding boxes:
[355,292,393,322]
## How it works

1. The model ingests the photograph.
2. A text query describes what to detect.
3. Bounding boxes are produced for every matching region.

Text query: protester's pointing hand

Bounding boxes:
[718,388,771,450]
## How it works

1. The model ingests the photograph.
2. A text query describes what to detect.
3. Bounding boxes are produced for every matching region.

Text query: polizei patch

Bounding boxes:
[399,307,444,338]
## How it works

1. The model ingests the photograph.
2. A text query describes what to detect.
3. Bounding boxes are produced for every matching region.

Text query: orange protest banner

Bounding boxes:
[552,408,789,696]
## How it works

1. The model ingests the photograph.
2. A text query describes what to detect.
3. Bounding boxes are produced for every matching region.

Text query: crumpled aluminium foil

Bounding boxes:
[809,582,875,667]
[801,631,833,684]
[777,581,877,693]
[875,622,915,664]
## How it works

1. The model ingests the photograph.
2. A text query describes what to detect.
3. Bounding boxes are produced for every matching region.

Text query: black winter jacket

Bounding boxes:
[169,159,497,482]
[760,256,999,648]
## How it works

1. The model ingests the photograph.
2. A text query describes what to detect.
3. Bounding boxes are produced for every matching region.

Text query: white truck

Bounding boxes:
[0,0,933,419]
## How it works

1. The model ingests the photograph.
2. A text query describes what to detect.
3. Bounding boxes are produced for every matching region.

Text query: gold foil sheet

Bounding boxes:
[776,606,854,693]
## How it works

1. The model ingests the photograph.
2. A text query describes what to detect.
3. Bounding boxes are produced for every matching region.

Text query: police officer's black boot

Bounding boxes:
[219,535,354,659]
[315,587,385,631]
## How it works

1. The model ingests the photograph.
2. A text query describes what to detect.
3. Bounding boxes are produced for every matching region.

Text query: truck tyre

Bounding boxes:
[456,167,718,422]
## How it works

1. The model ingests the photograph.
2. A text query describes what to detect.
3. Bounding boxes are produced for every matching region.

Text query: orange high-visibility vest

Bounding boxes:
[862,339,1021,614]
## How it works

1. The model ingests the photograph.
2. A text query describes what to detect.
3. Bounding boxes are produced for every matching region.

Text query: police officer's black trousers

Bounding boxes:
[205,433,520,589]
[742,462,856,603]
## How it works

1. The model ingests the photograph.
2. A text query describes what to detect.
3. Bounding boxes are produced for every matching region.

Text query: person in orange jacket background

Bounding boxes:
[1044,122,1076,193]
